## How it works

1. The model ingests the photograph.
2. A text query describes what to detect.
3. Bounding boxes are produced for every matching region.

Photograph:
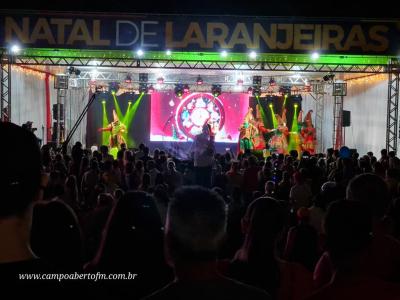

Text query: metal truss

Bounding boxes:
[0,51,11,122]
[310,83,325,153]
[386,59,400,153]
[333,96,344,149]
[13,56,387,73]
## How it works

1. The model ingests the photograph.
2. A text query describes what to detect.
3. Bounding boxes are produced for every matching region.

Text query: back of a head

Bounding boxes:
[0,122,41,218]
[166,186,227,263]
[245,197,286,243]
[30,200,82,267]
[347,173,390,218]
[324,200,372,267]
[99,191,164,267]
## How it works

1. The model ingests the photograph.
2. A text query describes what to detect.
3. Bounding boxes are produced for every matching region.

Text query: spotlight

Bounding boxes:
[269,77,276,87]
[166,50,172,56]
[311,52,320,60]
[109,82,120,94]
[68,66,81,76]
[148,85,155,94]
[139,73,149,83]
[102,100,106,104]
[10,44,21,54]
[253,76,262,86]
[136,49,144,57]
[220,50,228,58]
[294,103,298,108]
[175,84,184,97]
[183,84,190,93]
[128,101,132,105]
[249,51,257,59]
[252,86,261,97]
[269,103,273,108]
[323,73,335,82]
[125,74,132,83]
[139,83,148,94]
[279,86,291,96]
[211,84,222,97]
[196,76,203,85]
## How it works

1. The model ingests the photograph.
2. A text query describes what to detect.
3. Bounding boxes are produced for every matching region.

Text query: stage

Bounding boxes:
[0,12,397,156]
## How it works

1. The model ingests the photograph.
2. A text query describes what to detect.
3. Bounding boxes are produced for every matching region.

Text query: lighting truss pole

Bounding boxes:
[386,59,400,154]
[0,50,11,122]
[332,82,347,149]
[310,82,325,153]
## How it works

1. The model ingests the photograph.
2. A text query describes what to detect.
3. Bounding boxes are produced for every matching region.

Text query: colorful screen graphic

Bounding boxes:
[150,92,249,143]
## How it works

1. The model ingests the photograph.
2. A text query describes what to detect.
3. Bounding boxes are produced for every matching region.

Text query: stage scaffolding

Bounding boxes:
[1,49,399,153]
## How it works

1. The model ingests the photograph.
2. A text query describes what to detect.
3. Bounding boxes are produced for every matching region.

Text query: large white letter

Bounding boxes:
[141,21,159,48]
[116,20,139,46]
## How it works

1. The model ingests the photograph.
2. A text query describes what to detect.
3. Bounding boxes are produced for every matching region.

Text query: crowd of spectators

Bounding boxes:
[1,121,400,299]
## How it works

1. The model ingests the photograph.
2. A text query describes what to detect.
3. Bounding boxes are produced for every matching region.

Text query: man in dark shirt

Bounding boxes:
[144,186,270,300]
[0,122,59,295]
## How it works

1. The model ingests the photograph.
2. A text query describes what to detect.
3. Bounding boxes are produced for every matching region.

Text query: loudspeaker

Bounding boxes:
[343,110,351,127]
[52,104,64,120]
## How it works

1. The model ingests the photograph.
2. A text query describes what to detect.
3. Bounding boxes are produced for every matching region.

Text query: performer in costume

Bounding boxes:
[269,108,289,154]
[98,110,127,148]
[252,104,273,150]
[238,107,259,153]
[299,110,317,154]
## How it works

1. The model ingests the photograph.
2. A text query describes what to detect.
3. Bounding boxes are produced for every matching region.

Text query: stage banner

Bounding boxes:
[150,91,249,143]
[0,11,400,55]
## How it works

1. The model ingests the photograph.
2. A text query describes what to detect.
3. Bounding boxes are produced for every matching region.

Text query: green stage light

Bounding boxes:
[128,101,132,105]
[294,103,298,108]
[102,100,106,104]
[111,90,116,95]
[269,103,273,108]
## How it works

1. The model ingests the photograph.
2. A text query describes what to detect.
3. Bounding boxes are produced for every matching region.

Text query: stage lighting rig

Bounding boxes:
[253,75,262,86]
[175,84,184,97]
[196,76,203,85]
[68,66,81,76]
[211,84,222,97]
[139,83,148,94]
[252,86,261,97]
[323,73,335,82]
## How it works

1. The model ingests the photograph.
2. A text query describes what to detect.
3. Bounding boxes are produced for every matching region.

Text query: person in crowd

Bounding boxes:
[242,156,261,203]
[146,187,271,300]
[147,160,161,187]
[263,181,276,198]
[283,207,319,272]
[276,171,291,201]
[82,193,115,261]
[290,171,312,210]
[81,159,100,207]
[307,200,400,300]
[225,160,243,197]
[228,197,286,298]
[62,175,80,213]
[379,148,389,169]
[88,191,172,299]
[30,200,83,271]
[314,173,400,287]
[164,161,183,195]
[0,122,61,295]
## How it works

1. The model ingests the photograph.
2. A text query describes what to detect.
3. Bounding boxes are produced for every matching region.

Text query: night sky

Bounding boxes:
[2,0,397,18]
